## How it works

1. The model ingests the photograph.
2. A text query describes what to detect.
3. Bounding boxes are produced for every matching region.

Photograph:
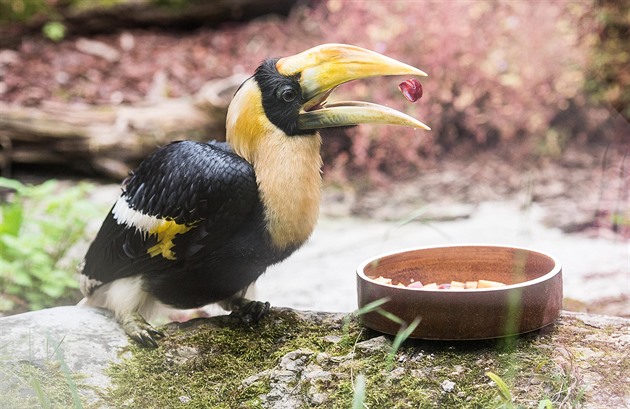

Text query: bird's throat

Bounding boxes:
[253,130,323,250]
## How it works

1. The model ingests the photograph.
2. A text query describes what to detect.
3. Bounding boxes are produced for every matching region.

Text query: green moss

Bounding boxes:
[325,334,563,408]
[103,310,595,408]
[105,310,342,408]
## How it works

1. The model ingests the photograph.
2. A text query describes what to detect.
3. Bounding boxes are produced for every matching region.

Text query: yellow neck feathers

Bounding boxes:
[227,80,323,250]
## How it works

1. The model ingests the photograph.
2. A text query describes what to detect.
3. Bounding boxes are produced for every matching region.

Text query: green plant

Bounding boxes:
[586,0,630,121]
[42,21,67,42]
[486,371,516,408]
[0,178,99,313]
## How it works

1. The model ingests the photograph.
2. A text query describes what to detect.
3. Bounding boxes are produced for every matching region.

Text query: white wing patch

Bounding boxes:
[111,195,193,260]
[112,196,162,233]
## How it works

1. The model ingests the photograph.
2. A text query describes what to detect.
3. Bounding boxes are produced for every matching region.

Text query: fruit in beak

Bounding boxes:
[276,43,430,131]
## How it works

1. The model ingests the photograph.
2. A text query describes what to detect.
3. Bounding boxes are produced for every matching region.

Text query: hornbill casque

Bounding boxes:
[79,44,430,347]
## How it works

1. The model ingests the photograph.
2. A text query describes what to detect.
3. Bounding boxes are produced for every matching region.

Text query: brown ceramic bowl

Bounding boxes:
[356,245,562,340]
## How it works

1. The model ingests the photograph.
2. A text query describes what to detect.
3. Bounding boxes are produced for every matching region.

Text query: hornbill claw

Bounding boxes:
[120,312,164,348]
[228,299,271,324]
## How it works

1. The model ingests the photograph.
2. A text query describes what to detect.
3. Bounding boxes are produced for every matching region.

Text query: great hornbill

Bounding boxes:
[79,44,429,347]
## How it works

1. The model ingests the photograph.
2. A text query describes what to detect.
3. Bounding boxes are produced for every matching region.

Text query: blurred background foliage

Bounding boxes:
[585,0,630,121]
[305,0,628,181]
[0,0,128,22]
[0,178,105,313]
[1,0,627,183]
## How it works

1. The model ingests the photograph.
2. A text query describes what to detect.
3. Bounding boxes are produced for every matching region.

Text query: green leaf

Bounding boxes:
[27,179,58,200]
[377,309,405,325]
[354,297,391,316]
[31,378,51,409]
[486,371,514,405]
[10,271,33,287]
[1,234,28,256]
[0,177,27,193]
[49,334,85,409]
[41,283,66,298]
[0,202,24,237]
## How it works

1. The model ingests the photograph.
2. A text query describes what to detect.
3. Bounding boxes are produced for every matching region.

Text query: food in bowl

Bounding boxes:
[368,275,506,290]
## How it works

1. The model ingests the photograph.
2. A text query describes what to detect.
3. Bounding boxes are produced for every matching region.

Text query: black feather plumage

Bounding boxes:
[81,140,296,308]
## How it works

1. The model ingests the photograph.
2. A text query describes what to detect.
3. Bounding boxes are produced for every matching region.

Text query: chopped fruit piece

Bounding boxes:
[408,281,424,289]
[422,283,438,289]
[372,276,393,285]
[477,280,507,288]
[398,78,423,102]
[450,281,466,289]
[465,281,478,289]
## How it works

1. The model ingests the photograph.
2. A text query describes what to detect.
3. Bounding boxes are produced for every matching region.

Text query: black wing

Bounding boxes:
[80,141,258,294]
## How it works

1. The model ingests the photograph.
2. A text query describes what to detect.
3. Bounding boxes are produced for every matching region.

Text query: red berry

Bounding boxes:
[398,78,423,102]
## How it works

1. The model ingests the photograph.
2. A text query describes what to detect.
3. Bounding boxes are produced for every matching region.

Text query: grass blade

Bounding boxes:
[351,374,367,409]
[354,297,391,316]
[486,371,513,405]
[376,309,405,326]
[386,317,421,371]
[31,378,51,409]
[49,335,84,409]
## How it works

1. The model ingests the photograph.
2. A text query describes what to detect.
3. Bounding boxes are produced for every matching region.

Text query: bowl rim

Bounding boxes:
[356,243,562,292]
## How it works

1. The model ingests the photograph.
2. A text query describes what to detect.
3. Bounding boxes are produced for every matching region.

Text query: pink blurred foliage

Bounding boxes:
[297,0,604,182]
[3,0,621,184]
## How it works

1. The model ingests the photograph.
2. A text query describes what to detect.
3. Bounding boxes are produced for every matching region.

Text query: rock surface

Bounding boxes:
[0,306,628,408]
[0,306,128,407]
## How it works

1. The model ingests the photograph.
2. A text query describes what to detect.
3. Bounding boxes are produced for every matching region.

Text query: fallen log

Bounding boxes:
[0,74,247,179]
[0,0,300,49]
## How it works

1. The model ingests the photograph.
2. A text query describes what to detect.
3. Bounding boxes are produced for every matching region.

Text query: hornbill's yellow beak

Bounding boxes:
[276,43,430,131]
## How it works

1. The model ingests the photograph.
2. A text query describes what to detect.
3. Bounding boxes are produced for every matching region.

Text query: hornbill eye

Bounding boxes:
[277,86,298,103]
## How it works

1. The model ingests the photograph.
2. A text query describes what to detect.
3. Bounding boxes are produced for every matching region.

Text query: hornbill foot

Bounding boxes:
[120,312,164,348]
[229,299,271,325]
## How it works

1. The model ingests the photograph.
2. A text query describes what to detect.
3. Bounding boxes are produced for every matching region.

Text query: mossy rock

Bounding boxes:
[106,309,628,408]
[1,307,628,408]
